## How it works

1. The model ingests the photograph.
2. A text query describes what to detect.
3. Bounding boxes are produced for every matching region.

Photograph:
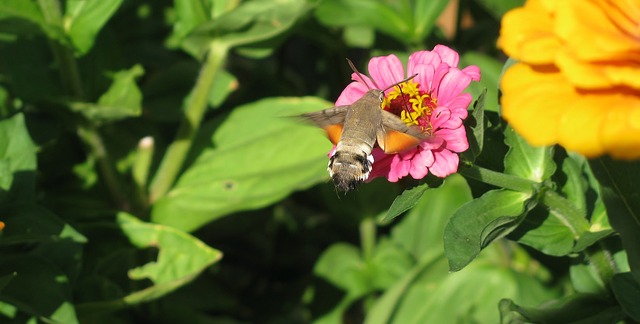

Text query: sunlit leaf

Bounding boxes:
[0,113,37,203]
[64,0,125,55]
[0,0,67,42]
[444,189,533,271]
[499,294,626,323]
[382,184,429,223]
[504,126,555,182]
[70,65,145,122]
[152,97,331,231]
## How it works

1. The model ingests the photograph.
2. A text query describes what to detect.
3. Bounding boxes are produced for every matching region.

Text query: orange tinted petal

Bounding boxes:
[601,94,640,159]
[556,99,606,157]
[498,4,559,64]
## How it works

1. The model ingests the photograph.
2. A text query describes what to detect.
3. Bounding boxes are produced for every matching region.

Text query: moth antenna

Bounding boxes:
[346,58,378,90]
[382,73,418,92]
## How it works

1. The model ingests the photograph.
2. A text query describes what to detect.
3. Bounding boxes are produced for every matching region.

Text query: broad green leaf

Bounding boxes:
[589,157,640,283]
[504,126,555,182]
[0,0,67,43]
[560,153,588,216]
[119,213,221,299]
[444,189,533,272]
[0,114,37,203]
[70,65,144,122]
[315,0,410,44]
[0,256,78,324]
[64,0,125,55]
[499,294,625,323]
[182,0,308,59]
[391,174,472,258]
[381,183,429,223]
[413,0,449,40]
[611,272,640,321]
[343,25,375,48]
[368,244,557,324]
[368,238,415,290]
[509,192,590,257]
[152,97,331,231]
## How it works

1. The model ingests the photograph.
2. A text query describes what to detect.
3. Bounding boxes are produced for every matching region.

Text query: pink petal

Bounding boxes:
[412,64,436,94]
[408,50,442,75]
[446,93,473,120]
[462,65,481,81]
[435,127,469,152]
[409,149,434,179]
[368,148,392,181]
[436,68,474,107]
[368,55,405,89]
[388,155,411,182]
[421,136,445,150]
[430,107,452,129]
[433,45,460,67]
[430,63,452,96]
[429,149,460,177]
[335,81,369,105]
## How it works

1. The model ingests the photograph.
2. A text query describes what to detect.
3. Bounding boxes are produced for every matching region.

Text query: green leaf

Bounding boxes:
[504,126,555,182]
[461,88,486,162]
[444,189,533,271]
[0,0,67,43]
[64,0,125,55]
[208,69,237,108]
[368,244,557,324]
[391,174,473,258]
[475,0,525,19]
[381,184,429,223]
[182,0,309,59]
[166,0,214,48]
[70,65,145,122]
[589,157,640,283]
[315,0,410,44]
[312,243,369,324]
[611,272,640,321]
[77,213,222,314]
[120,213,221,297]
[509,192,591,257]
[413,0,449,40]
[0,204,87,245]
[461,52,502,113]
[573,229,615,253]
[0,256,79,324]
[0,113,37,203]
[499,294,625,323]
[152,97,332,231]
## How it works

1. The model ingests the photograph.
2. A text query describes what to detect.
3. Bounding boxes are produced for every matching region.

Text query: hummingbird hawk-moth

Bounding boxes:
[300,59,427,192]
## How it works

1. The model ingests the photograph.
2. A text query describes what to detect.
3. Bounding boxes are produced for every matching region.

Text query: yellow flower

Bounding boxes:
[498,0,640,159]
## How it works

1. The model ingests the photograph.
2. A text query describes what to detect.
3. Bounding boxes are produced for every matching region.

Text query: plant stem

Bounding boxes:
[149,41,229,203]
[459,165,535,193]
[360,217,376,261]
[38,0,129,210]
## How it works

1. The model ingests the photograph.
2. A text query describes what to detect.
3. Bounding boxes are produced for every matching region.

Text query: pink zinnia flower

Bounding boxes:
[335,45,480,181]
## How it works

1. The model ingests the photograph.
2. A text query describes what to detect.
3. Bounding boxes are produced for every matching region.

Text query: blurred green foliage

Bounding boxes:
[0,0,638,323]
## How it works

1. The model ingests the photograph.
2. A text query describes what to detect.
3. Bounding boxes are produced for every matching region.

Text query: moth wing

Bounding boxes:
[299,106,349,145]
[377,110,427,154]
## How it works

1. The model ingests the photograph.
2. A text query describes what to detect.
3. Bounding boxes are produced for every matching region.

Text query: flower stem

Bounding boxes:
[149,41,229,203]
[459,165,535,193]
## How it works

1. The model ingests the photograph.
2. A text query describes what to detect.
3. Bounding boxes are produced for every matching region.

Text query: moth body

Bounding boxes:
[299,60,425,192]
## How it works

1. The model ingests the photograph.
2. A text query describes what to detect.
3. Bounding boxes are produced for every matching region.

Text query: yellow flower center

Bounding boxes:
[381,80,437,134]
